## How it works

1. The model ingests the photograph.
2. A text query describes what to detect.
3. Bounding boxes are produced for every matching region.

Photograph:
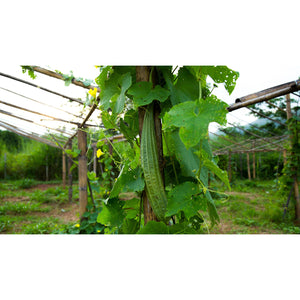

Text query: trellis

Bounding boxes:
[1,67,299,221]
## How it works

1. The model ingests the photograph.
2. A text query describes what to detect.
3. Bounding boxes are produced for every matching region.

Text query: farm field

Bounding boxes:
[0,180,80,234]
[1,179,299,234]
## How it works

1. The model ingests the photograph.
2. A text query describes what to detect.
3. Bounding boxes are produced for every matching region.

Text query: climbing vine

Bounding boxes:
[93,66,239,234]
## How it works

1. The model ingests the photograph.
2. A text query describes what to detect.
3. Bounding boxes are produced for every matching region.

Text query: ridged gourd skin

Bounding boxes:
[140,104,168,220]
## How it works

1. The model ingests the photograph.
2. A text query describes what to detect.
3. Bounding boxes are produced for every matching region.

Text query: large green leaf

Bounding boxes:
[98,71,132,114]
[137,221,169,234]
[97,198,124,227]
[111,72,132,114]
[166,182,205,219]
[120,218,139,234]
[110,166,145,198]
[201,66,239,95]
[163,96,228,149]
[160,66,198,106]
[127,82,170,107]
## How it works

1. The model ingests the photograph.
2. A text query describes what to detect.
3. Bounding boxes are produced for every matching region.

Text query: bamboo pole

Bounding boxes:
[67,140,73,202]
[93,145,97,174]
[0,86,82,119]
[78,127,88,218]
[283,149,287,166]
[136,66,157,224]
[0,71,86,105]
[228,150,232,182]
[247,153,251,180]
[228,79,300,112]
[286,94,300,221]
[31,66,100,93]
[252,141,256,179]
[62,151,66,189]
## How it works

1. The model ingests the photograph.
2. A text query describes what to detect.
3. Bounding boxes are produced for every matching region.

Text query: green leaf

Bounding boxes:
[97,198,124,227]
[101,110,118,129]
[119,109,139,143]
[202,158,230,190]
[122,198,140,219]
[110,166,145,198]
[120,218,139,234]
[166,182,205,219]
[163,96,228,149]
[127,82,170,107]
[201,66,239,95]
[137,221,169,234]
[111,72,132,114]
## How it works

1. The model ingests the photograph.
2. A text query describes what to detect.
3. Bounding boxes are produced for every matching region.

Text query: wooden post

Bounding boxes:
[93,145,97,175]
[239,153,243,179]
[4,153,7,180]
[286,94,300,221]
[45,154,49,181]
[283,149,287,166]
[67,140,73,202]
[62,151,66,188]
[227,150,232,182]
[252,142,256,179]
[78,128,88,218]
[247,153,251,180]
[136,66,157,224]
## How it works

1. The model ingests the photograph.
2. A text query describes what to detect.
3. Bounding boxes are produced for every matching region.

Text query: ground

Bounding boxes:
[1,179,299,234]
[0,182,80,234]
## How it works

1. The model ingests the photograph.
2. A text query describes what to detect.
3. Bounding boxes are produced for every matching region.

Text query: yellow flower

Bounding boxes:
[75,224,80,228]
[97,230,101,233]
[88,87,97,99]
[97,149,104,158]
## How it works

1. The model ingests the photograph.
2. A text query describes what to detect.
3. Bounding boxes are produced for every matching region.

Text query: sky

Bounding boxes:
[1,64,299,138]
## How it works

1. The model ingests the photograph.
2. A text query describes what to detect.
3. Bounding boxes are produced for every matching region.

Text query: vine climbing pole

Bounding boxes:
[286,94,300,221]
[62,152,66,188]
[67,140,73,202]
[78,127,88,219]
[247,153,251,180]
[136,66,162,224]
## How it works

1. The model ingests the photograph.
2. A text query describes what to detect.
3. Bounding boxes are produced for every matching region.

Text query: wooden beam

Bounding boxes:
[31,66,100,92]
[0,120,59,148]
[228,79,300,112]
[0,86,82,119]
[0,71,85,105]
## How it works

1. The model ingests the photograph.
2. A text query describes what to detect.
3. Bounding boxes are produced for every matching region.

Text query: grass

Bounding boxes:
[210,178,298,234]
[0,180,80,234]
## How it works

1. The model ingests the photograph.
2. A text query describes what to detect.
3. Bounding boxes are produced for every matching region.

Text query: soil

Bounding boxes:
[1,183,80,226]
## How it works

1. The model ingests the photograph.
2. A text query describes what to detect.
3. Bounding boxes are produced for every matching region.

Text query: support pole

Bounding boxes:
[62,151,66,188]
[45,154,49,181]
[247,153,251,180]
[252,142,256,179]
[78,128,88,218]
[283,149,287,166]
[93,145,97,174]
[4,153,7,180]
[227,150,232,182]
[286,94,300,221]
[67,140,73,202]
[239,153,243,179]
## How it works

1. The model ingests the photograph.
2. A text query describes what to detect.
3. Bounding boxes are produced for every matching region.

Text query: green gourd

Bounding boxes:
[140,103,167,220]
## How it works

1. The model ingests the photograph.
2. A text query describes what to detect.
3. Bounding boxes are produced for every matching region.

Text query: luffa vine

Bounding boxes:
[95,66,239,234]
